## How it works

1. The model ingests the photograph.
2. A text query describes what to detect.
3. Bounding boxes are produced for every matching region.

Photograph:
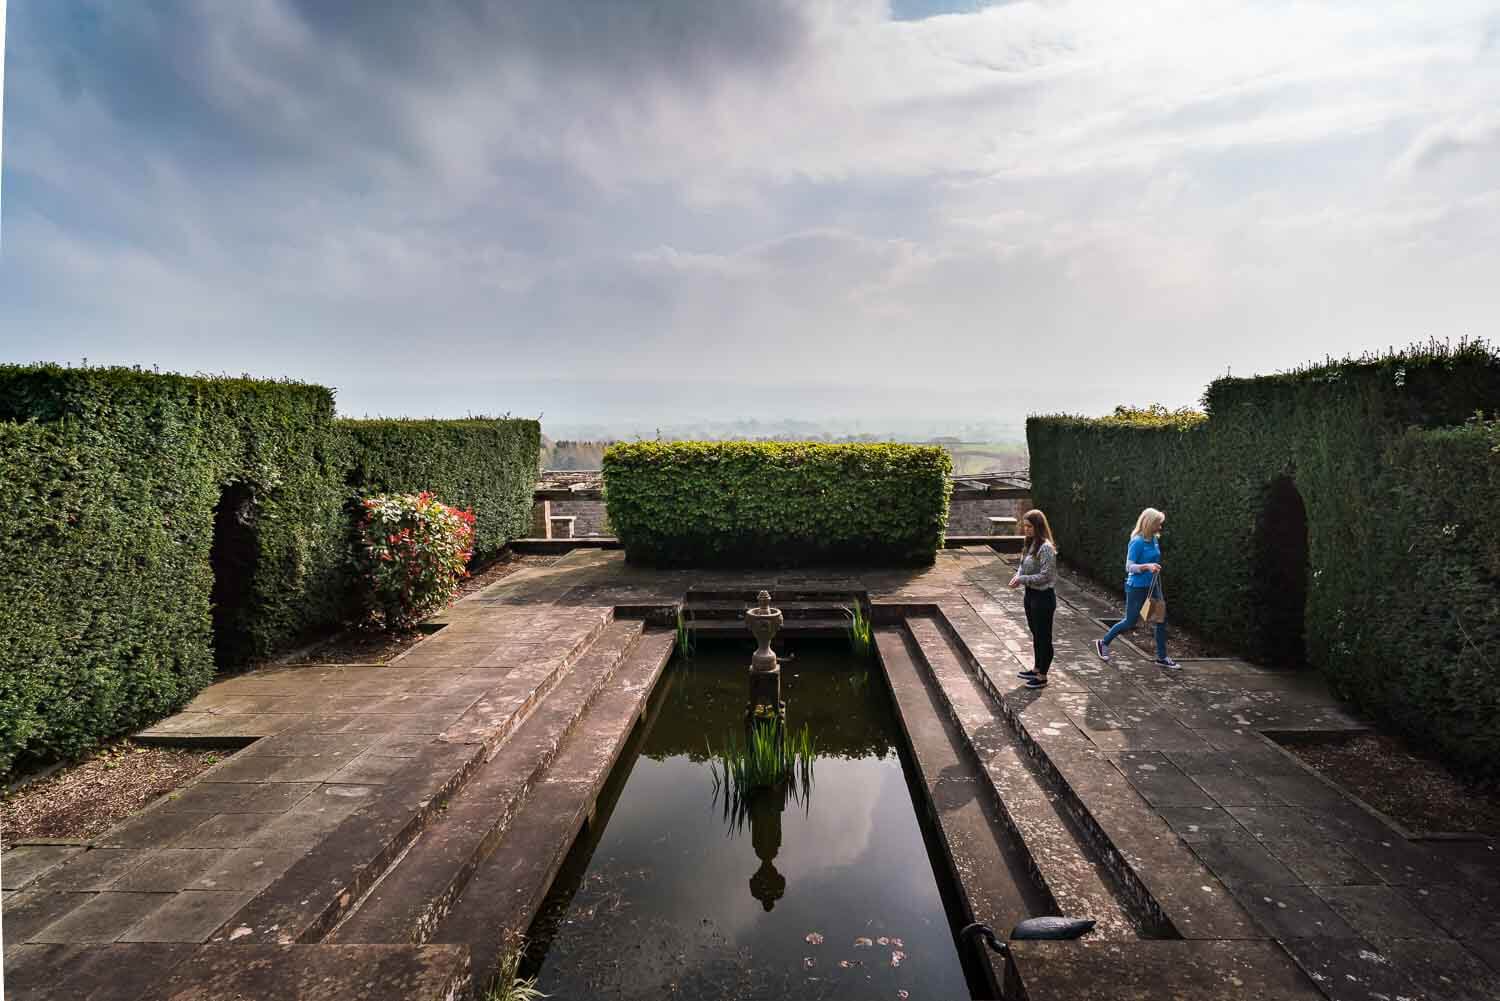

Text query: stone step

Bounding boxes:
[213,612,617,946]
[873,625,1050,996]
[933,599,1264,942]
[678,598,862,619]
[902,615,1140,940]
[328,620,647,945]
[684,617,852,638]
[683,588,859,603]
[429,629,677,989]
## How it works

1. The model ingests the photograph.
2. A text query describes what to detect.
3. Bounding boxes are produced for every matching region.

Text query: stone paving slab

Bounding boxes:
[152,948,468,1001]
[2,846,84,890]
[1008,939,1323,999]
[3,943,196,1001]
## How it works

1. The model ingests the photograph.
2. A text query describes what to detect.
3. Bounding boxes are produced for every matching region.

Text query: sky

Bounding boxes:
[2,1,1498,433]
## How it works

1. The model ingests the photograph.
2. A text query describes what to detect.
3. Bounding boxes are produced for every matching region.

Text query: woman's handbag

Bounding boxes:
[1141,573,1167,624]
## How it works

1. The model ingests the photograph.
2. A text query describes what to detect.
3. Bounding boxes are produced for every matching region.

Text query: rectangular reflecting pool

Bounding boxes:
[522,641,974,1000]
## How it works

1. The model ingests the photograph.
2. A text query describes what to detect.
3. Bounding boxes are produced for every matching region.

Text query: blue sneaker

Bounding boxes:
[1094,639,1111,661]
[1025,673,1049,688]
[1018,669,1039,680]
[1155,656,1181,670]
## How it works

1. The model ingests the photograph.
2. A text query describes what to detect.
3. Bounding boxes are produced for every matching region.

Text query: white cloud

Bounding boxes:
[2,1,1497,422]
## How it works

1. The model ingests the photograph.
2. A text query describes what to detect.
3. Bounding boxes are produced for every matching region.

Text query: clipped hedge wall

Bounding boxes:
[341,418,541,557]
[1028,341,1500,774]
[1358,422,1500,771]
[0,368,540,777]
[0,366,349,775]
[602,441,951,567]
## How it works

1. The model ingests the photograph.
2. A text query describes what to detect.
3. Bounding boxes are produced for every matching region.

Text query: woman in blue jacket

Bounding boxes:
[1094,507,1178,669]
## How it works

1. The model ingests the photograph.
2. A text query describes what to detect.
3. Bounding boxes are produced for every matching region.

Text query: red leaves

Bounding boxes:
[353,492,476,631]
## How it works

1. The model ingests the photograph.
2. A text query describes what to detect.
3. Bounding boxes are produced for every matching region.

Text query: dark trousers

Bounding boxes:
[1024,587,1057,673]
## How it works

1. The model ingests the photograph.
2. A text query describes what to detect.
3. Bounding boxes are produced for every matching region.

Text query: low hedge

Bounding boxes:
[1027,340,1500,775]
[602,441,951,567]
[341,418,541,557]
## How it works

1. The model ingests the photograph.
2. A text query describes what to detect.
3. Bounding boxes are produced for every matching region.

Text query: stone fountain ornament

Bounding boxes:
[745,590,785,720]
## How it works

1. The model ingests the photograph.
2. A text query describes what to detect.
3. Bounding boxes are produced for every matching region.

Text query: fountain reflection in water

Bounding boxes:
[523,633,970,1001]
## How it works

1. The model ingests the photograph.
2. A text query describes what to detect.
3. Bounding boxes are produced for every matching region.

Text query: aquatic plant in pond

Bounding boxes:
[842,602,873,659]
[708,718,816,833]
[524,646,971,1000]
[674,606,697,659]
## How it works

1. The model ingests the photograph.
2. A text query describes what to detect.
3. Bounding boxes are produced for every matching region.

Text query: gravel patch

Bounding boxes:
[2,742,230,849]
[1287,733,1500,836]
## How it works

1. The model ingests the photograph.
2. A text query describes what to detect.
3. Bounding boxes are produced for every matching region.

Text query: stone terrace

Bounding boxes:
[4,548,1498,1000]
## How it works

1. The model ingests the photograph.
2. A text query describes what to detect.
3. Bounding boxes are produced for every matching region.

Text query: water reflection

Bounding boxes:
[523,641,970,1001]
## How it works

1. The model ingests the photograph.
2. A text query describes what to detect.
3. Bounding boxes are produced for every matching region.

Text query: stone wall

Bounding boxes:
[946,496,1030,535]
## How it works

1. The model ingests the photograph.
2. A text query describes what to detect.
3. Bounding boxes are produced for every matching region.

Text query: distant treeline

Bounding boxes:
[541,436,1027,475]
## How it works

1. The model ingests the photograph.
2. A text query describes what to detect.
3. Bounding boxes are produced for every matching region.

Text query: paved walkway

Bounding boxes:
[2,547,1496,1000]
[942,546,1500,1000]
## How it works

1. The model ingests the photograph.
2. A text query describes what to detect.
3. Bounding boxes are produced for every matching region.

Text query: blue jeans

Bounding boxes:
[1102,585,1167,659]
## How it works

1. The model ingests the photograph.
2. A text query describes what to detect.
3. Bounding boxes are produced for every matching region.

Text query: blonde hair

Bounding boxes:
[1021,509,1056,555]
[1132,507,1164,540]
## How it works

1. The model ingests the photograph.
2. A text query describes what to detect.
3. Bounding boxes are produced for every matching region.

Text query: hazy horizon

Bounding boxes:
[3,2,1497,426]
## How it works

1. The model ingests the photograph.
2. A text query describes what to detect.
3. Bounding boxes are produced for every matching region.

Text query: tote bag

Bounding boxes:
[1141,573,1167,624]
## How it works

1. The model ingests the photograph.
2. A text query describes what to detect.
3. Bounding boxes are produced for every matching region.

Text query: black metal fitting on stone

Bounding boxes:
[959,923,1007,955]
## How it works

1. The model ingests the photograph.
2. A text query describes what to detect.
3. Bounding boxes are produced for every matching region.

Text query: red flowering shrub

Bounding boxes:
[353,492,476,631]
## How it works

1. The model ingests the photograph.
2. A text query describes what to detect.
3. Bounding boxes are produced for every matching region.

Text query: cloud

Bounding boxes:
[3,1,1498,423]
[1394,111,1500,174]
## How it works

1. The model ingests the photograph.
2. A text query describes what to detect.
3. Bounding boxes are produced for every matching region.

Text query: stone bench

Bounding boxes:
[988,516,1018,536]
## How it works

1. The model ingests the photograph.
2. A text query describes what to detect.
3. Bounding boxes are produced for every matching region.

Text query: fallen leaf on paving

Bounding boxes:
[805,932,824,945]
[897,992,910,1000]
[803,957,816,969]
[877,936,890,946]
[891,937,904,948]
[854,937,873,948]
[891,950,906,967]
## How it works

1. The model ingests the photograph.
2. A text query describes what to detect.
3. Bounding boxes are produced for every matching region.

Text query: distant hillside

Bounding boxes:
[541,435,1026,476]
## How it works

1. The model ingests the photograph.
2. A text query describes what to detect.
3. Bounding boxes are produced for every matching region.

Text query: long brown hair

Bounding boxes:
[1021,508,1056,556]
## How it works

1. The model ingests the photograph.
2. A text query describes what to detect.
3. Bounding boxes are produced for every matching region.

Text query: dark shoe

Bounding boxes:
[1024,674,1049,688]
[1155,657,1181,670]
[1018,669,1039,680]
[1094,639,1111,661]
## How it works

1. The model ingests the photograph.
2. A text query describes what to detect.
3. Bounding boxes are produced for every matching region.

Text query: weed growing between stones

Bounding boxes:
[486,945,547,1001]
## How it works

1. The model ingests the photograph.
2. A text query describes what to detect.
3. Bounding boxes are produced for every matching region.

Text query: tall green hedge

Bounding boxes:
[602,441,951,567]
[1027,341,1500,774]
[0,366,349,774]
[0,368,541,777]
[341,418,541,557]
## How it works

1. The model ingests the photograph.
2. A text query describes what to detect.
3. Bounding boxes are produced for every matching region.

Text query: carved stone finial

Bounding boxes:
[757,590,771,613]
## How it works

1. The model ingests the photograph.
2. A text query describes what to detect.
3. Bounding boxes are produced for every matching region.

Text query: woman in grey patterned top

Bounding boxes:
[1008,509,1058,689]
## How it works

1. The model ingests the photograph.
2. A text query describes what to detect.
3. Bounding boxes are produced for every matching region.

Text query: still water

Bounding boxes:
[523,641,972,1000]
